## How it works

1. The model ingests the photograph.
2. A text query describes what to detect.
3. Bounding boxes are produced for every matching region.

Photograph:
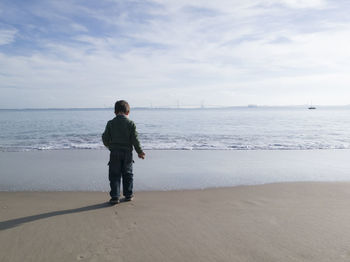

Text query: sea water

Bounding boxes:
[1,107,350,191]
[1,107,350,152]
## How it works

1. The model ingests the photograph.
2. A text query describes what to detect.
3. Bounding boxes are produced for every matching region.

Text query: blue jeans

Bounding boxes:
[108,150,133,198]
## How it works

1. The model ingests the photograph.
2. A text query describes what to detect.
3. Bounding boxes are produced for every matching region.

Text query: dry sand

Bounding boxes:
[2,182,350,262]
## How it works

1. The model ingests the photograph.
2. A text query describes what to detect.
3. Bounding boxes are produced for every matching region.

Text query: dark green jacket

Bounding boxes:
[102,115,143,154]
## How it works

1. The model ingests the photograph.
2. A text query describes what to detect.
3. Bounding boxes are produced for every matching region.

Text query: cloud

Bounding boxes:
[71,23,89,32]
[1,0,350,108]
[0,29,17,45]
[273,0,328,9]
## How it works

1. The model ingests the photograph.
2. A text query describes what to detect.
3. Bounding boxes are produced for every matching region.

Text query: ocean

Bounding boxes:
[1,107,350,152]
[1,107,350,191]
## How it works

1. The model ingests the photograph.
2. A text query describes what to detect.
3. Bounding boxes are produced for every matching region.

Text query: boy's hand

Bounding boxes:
[138,152,145,159]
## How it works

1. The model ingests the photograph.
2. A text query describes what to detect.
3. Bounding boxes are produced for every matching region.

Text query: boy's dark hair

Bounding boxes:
[114,100,130,114]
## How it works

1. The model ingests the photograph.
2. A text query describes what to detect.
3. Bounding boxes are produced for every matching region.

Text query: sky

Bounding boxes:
[0,0,350,108]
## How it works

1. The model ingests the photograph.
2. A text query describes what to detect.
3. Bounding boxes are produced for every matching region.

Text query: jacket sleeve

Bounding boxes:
[130,122,143,154]
[102,122,111,148]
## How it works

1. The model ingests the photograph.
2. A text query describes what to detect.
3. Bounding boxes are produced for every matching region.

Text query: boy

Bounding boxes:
[102,100,145,205]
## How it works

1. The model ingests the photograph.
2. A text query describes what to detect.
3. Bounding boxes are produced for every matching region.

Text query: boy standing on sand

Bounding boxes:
[102,100,145,205]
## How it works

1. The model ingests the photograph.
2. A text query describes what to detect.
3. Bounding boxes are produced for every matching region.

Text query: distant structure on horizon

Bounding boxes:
[308,101,316,109]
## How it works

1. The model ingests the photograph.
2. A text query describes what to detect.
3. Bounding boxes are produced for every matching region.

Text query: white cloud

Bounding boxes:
[273,0,328,8]
[71,23,89,32]
[1,0,350,108]
[0,29,17,45]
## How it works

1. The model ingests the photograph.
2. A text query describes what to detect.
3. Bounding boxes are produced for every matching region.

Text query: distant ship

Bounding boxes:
[308,106,316,110]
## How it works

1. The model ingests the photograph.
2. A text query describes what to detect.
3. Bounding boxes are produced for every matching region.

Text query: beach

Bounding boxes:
[0,150,350,262]
[1,150,350,261]
[2,182,350,262]
[1,149,350,191]
[2,0,350,260]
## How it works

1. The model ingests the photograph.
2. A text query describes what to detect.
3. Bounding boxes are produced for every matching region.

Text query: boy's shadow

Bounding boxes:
[0,202,111,231]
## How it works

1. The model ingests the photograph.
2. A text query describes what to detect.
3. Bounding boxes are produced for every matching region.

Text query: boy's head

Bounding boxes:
[114,100,130,115]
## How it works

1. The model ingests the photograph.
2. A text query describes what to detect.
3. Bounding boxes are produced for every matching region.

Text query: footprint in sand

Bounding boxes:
[77,254,89,260]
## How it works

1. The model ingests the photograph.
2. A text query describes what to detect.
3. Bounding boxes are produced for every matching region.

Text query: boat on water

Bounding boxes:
[308,106,316,110]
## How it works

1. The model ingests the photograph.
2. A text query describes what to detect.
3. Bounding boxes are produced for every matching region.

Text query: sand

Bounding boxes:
[2,182,350,262]
[2,149,350,191]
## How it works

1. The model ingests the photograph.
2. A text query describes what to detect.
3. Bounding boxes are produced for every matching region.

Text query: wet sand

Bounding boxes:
[1,149,350,191]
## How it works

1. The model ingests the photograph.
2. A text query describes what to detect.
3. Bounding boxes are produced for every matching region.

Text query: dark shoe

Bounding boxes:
[109,197,120,205]
[124,195,134,202]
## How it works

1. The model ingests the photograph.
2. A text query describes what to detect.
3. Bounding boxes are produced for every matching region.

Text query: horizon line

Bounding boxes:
[1,104,350,110]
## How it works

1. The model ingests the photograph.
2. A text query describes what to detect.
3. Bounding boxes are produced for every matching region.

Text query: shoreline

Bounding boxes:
[2,146,350,153]
[1,149,350,191]
[1,179,350,193]
[2,182,350,261]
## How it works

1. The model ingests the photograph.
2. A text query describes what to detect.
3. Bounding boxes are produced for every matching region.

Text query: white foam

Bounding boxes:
[1,108,350,152]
